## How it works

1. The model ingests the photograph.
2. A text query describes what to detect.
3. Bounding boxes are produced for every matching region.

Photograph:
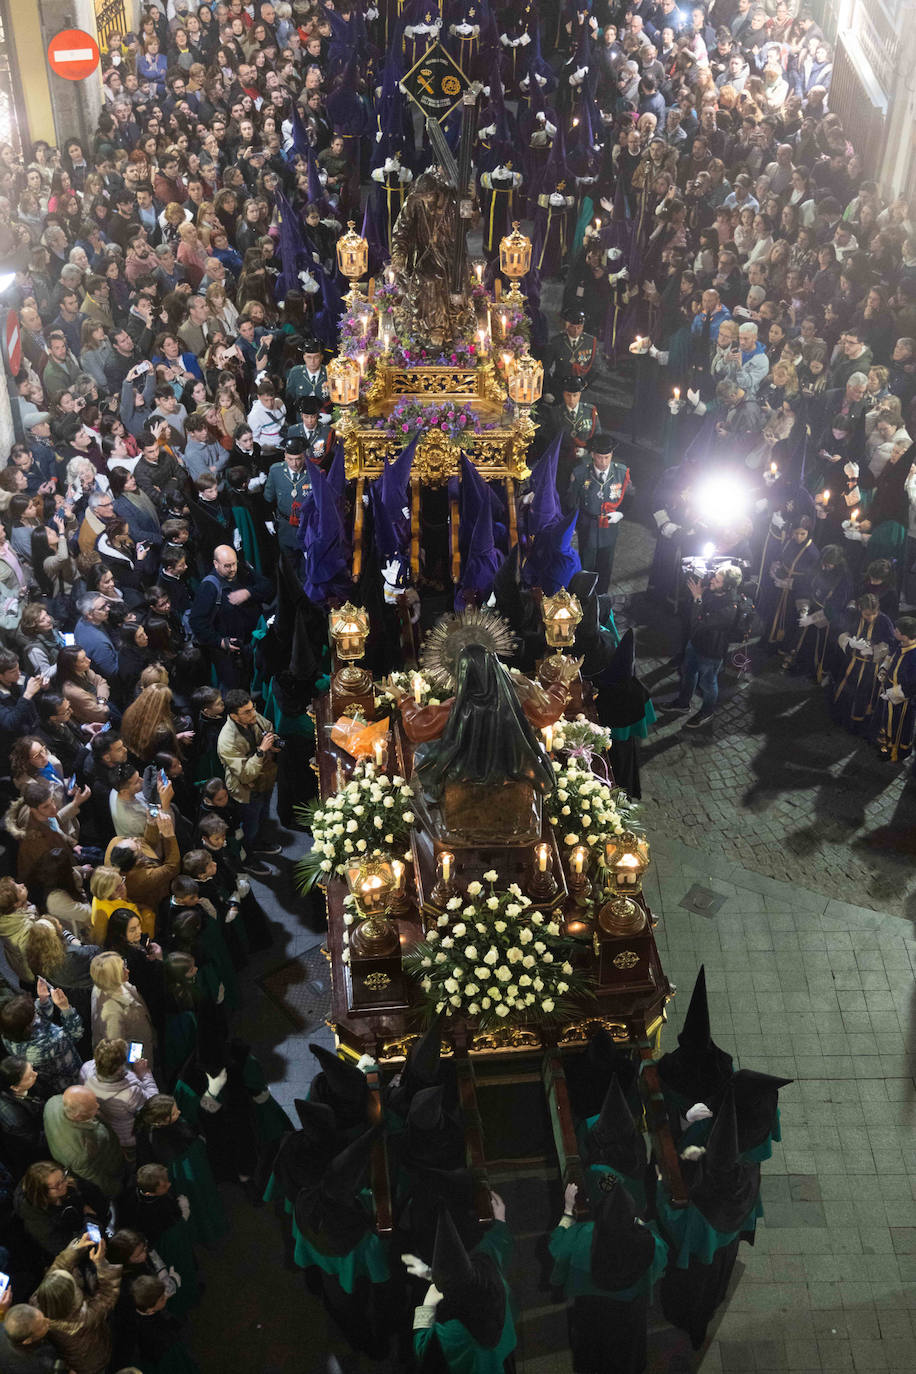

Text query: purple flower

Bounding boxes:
[401,423,410,433]
[458,415,467,428]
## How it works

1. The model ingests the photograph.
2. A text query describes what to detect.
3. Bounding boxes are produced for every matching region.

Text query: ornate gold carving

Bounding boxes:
[342,426,528,484]
[613,950,640,970]
[415,429,461,483]
[558,1017,630,1045]
[363,971,392,991]
[469,1025,542,1053]
[378,1032,456,1063]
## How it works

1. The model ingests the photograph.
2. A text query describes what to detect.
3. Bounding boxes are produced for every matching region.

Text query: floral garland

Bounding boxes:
[403,873,593,1028]
[296,762,415,891]
[548,755,636,851]
[370,397,506,447]
[337,279,531,371]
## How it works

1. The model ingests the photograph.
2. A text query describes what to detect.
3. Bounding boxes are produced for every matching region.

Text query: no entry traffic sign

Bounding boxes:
[48,29,100,82]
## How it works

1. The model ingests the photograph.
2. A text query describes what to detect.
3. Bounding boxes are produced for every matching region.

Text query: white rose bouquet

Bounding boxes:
[550,715,614,756]
[548,755,635,850]
[404,874,593,1028]
[296,761,416,891]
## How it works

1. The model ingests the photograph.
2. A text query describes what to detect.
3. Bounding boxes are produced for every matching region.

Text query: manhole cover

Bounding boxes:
[259,946,331,1031]
[679,884,725,918]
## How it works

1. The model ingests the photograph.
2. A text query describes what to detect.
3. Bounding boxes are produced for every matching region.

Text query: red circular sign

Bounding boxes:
[48,29,100,81]
[4,309,21,375]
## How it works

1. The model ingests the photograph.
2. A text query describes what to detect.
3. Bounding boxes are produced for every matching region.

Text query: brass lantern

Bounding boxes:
[336,221,369,308]
[345,857,399,956]
[507,353,544,407]
[327,356,361,408]
[604,831,651,898]
[541,587,582,649]
[499,221,532,307]
[329,601,372,700]
[538,586,582,688]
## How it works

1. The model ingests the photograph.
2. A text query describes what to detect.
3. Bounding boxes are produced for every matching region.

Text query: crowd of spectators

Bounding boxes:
[0,0,911,1366]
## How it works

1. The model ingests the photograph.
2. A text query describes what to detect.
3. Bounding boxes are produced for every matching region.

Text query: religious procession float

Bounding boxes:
[298,102,687,1229]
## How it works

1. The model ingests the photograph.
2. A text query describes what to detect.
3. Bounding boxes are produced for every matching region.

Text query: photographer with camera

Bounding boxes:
[217,690,283,876]
[665,563,746,729]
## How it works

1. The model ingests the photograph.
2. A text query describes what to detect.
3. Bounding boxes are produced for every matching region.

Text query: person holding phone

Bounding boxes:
[80,1036,158,1153]
[31,1228,123,1372]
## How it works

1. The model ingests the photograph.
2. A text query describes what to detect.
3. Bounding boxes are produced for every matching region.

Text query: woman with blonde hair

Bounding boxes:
[176,220,209,289]
[90,950,155,1061]
[205,280,239,336]
[121,681,191,763]
[89,866,146,944]
[25,917,101,1025]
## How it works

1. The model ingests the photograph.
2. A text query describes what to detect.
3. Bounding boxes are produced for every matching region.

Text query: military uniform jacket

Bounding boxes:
[285,365,330,405]
[567,459,631,544]
[547,331,598,384]
[553,401,597,450]
[263,460,315,530]
[285,420,333,464]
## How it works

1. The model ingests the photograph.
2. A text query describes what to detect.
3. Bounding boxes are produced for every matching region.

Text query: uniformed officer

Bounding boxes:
[284,396,333,465]
[263,436,315,563]
[565,432,633,593]
[546,308,599,397]
[550,374,598,495]
[285,339,329,409]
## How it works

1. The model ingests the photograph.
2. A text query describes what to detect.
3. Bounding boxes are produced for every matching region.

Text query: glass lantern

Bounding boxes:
[604,831,651,898]
[336,221,368,307]
[499,222,532,306]
[329,601,371,696]
[327,356,361,408]
[541,587,583,649]
[508,354,543,407]
[345,856,398,953]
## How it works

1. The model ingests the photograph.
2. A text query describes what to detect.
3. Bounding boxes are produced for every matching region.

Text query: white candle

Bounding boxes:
[412,673,425,705]
[383,332,390,353]
[373,739,386,767]
[821,489,830,503]
[536,843,549,873]
[500,312,507,337]
[673,387,680,401]
[475,264,483,284]
[542,724,553,754]
[441,852,452,883]
[357,352,366,376]
[571,846,586,876]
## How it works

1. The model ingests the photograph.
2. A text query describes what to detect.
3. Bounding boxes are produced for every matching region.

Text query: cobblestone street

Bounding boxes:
[602,440,916,922]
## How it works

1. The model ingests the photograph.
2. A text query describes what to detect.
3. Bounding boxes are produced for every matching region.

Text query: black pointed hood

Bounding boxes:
[731,1069,793,1153]
[594,629,651,727]
[589,1175,657,1291]
[293,1127,377,1256]
[308,1042,369,1127]
[408,1084,446,1133]
[322,1125,378,1202]
[565,1030,638,1121]
[588,1074,647,1177]
[293,1098,338,1139]
[432,1202,475,1291]
[684,1087,761,1233]
[404,1085,465,1170]
[386,1016,444,1116]
[656,966,734,1108]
